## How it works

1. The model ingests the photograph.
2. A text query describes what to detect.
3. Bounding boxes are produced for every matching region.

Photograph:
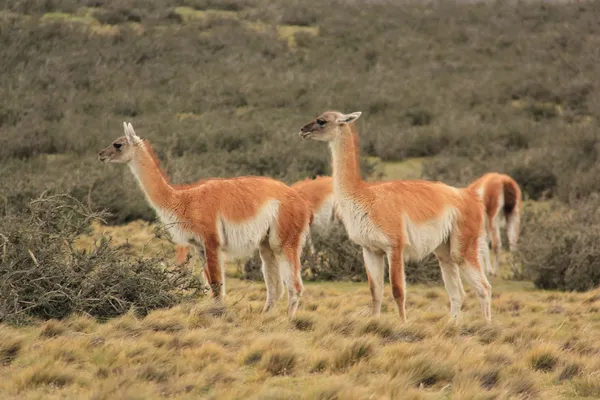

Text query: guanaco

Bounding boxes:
[291,176,336,236]
[299,111,492,323]
[176,175,335,267]
[99,122,312,318]
[177,175,336,262]
[468,173,521,275]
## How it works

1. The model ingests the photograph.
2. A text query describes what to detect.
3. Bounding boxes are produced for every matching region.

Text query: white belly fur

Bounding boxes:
[336,196,458,259]
[402,207,458,260]
[217,199,280,258]
[155,200,281,260]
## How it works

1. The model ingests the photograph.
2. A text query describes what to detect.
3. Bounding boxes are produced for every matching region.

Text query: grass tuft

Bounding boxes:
[503,367,540,398]
[17,362,80,389]
[404,354,455,387]
[478,367,501,389]
[292,313,315,331]
[143,309,186,332]
[333,338,375,371]
[558,362,582,381]
[0,330,23,366]
[261,348,297,376]
[527,344,560,372]
[324,317,356,336]
[40,320,67,338]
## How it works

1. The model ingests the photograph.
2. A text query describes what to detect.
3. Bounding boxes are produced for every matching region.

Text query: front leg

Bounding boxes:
[363,247,385,317]
[203,240,225,301]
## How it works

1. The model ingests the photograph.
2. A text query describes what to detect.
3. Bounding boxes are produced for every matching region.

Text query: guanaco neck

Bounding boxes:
[329,123,363,196]
[128,141,176,210]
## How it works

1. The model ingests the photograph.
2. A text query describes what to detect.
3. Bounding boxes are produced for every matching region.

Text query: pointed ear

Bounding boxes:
[123,121,132,143]
[127,123,138,138]
[336,111,362,124]
[123,122,140,143]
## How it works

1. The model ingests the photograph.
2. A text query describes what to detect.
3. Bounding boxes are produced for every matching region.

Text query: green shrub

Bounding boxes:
[92,8,142,25]
[510,162,558,201]
[516,198,600,291]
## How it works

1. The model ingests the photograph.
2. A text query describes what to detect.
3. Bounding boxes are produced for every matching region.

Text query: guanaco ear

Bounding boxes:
[123,121,140,143]
[123,122,132,143]
[336,111,362,125]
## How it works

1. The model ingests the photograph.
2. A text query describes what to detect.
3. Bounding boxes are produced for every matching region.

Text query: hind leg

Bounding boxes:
[435,244,465,322]
[363,247,385,317]
[277,247,304,320]
[259,241,283,313]
[487,215,501,276]
[506,212,520,253]
[459,255,492,323]
[387,247,407,322]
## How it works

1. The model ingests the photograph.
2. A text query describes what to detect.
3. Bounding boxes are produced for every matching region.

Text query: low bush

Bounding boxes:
[516,197,600,291]
[0,193,205,325]
[509,162,558,201]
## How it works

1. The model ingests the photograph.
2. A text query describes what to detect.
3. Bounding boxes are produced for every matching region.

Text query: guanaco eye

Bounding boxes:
[316,119,326,126]
[113,143,122,149]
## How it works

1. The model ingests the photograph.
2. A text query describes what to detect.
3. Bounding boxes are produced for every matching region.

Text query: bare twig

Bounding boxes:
[27,249,39,265]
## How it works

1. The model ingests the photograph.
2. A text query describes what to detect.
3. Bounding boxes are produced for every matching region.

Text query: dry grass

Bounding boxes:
[75,220,175,258]
[3,206,600,397]
[1,268,598,398]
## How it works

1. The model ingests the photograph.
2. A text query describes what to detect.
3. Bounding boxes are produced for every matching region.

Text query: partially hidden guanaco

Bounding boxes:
[468,173,521,275]
[299,111,493,323]
[291,176,336,236]
[98,122,312,319]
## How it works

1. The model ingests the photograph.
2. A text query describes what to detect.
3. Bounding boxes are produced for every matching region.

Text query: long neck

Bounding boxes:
[128,141,175,209]
[329,123,363,195]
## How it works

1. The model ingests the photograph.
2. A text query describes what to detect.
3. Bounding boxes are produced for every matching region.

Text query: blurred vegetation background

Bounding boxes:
[1,0,600,310]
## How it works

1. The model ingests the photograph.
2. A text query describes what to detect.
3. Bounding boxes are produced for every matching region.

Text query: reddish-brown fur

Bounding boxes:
[299,111,492,322]
[175,177,331,266]
[468,173,522,273]
[291,176,333,215]
[99,125,311,318]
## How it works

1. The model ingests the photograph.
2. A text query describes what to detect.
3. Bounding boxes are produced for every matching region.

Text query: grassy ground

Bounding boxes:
[3,194,599,399]
[1,267,599,399]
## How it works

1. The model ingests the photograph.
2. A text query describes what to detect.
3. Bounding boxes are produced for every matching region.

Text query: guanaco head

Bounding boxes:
[98,122,142,164]
[299,111,362,142]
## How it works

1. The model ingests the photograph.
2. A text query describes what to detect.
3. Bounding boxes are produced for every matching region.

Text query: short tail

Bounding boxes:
[502,180,518,217]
